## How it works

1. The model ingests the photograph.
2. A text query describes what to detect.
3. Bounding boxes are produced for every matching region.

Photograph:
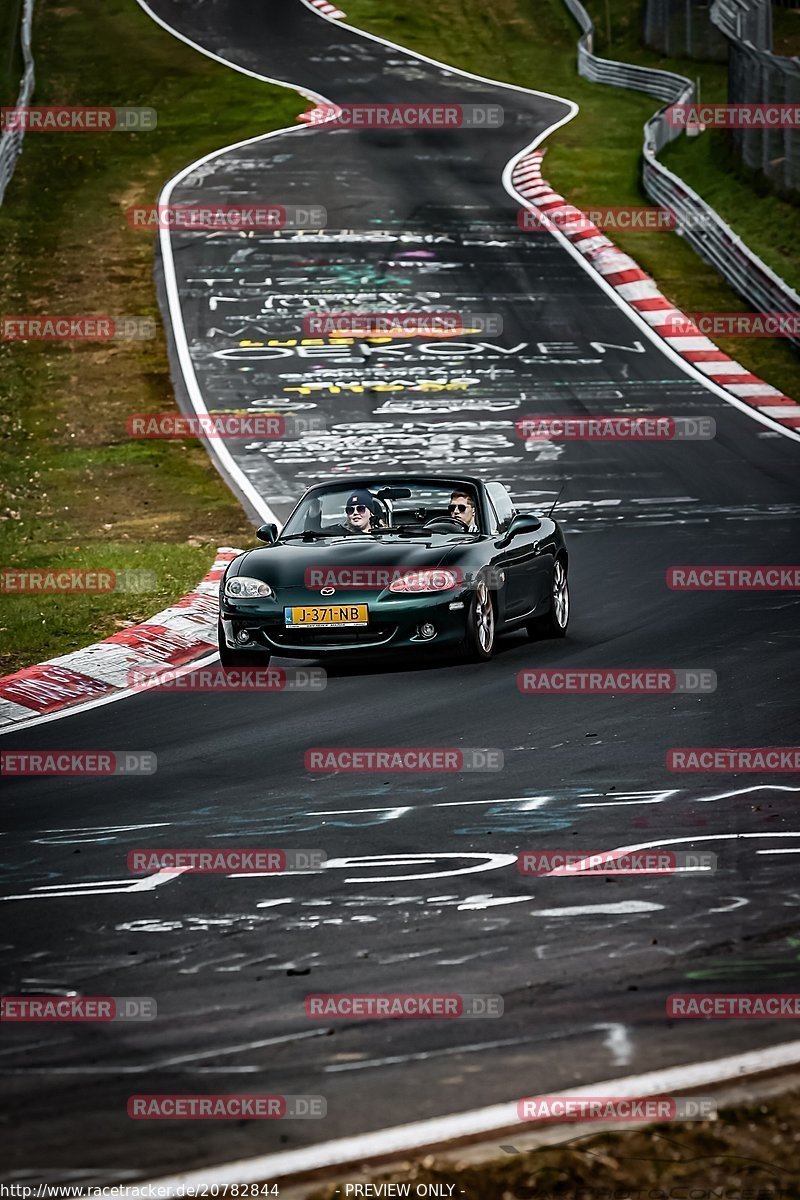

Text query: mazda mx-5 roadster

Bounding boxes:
[218,474,569,667]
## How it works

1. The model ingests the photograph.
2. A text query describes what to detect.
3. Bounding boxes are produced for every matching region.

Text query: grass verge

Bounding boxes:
[305,1088,800,1200]
[586,0,800,290]
[0,0,304,675]
[341,0,799,399]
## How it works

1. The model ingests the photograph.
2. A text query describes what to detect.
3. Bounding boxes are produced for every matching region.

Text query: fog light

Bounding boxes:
[418,623,436,639]
[236,630,252,644]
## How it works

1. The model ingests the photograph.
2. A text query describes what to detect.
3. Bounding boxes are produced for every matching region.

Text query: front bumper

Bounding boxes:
[220,588,471,658]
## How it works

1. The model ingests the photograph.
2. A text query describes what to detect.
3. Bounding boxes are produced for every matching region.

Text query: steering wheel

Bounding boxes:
[423,516,465,532]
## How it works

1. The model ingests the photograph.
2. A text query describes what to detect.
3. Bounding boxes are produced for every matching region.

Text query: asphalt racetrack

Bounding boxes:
[2,0,799,1184]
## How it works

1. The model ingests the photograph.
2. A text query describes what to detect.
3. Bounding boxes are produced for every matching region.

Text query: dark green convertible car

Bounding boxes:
[218,474,569,667]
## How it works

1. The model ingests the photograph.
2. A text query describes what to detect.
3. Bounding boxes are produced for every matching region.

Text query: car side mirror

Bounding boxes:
[256,523,278,544]
[496,513,541,547]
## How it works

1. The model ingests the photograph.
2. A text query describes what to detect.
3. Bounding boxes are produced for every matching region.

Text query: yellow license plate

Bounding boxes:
[285,604,368,628]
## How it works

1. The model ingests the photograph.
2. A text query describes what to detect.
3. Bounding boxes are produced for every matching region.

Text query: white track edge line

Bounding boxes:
[22,0,798,733]
[297,0,581,108]
[143,1039,800,1188]
[301,0,800,443]
[135,0,337,527]
[152,0,800,448]
[3,0,578,734]
[134,0,588,526]
[22,4,800,1183]
[145,0,800,451]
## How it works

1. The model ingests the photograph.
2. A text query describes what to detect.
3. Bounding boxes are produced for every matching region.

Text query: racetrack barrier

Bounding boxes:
[0,0,34,206]
[561,0,800,349]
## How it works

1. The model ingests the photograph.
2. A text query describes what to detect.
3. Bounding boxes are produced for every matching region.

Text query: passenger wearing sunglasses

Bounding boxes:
[448,491,478,532]
[332,489,377,535]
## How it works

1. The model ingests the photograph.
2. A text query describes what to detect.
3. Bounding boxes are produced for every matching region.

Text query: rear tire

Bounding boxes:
[217,620,271,669]
[526,557,569,640]
[458,577,496,662]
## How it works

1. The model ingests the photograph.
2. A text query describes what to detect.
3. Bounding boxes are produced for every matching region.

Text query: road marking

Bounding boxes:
[594,1023,633,1067]
[457,894,532,910]
[579,784,800,809]
[324,1036,536,1073]
[708,896,748,912]
[32,822,172,846]
[136,0,579,526]
[231,852,520,882]
[532,901,663,917]
[143,1039,800,1188]
[2,1031,330,1076]
[0,868,188,901]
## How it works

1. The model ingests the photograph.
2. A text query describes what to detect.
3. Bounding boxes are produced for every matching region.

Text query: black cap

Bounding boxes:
[346,489,374,511]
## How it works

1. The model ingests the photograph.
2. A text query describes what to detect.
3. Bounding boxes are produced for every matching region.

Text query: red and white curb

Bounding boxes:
[513,150,800,431]
[307,0,346,18]
[0,548,240,730]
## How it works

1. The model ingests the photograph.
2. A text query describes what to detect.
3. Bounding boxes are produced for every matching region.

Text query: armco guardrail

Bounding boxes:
[643,0,728,62]
[0,0,35,206]
[563,0,692,102]
[711,0,800,196]
[562,0,800,349]
[710,0,772,48]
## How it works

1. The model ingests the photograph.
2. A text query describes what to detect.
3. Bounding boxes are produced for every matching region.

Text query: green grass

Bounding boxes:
[0,0,304,675]
[342,0,800,399]
[2,0,797,674]
[586,0,800,291]
[770,4,800,57]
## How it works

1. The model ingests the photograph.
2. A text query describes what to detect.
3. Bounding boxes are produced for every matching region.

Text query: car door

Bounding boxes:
[487,484,549,619]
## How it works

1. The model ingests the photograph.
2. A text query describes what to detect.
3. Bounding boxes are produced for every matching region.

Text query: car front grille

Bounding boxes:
[266,626,396,648]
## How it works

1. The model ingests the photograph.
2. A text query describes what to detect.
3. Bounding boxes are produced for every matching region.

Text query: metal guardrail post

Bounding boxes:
[0,0,35,206]
[560,0,800,347]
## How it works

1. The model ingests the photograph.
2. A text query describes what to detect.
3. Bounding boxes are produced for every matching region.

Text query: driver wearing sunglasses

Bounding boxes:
[333,489,377,535]
[448,491,478,532]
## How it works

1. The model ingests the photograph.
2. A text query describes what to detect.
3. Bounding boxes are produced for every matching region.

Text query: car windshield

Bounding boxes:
[281,481,482,539]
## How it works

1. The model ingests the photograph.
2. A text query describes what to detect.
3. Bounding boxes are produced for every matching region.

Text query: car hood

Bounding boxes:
[231,537,470,586]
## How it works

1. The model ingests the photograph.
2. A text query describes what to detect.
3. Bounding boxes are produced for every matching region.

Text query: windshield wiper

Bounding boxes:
[280,531,386,542]
[279,531,336,541]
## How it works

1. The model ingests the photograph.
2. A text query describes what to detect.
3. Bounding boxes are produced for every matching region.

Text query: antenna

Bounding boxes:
[546,484,566,519]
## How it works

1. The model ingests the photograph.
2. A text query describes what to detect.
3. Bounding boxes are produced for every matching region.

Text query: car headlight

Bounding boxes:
[389,569,461,593]
[224,576,274,600]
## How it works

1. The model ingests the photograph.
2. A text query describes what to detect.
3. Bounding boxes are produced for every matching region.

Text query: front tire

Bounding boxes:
[217,619,271,669]
[458,577,496,661]
[526,557,569,640]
